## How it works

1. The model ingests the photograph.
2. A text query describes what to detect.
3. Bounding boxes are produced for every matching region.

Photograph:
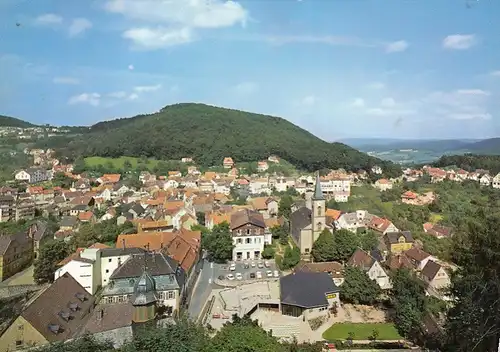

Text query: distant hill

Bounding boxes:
[41,103,400,175]
[464,138,500,154]
[0,115,36,128]
[340,138,478,153]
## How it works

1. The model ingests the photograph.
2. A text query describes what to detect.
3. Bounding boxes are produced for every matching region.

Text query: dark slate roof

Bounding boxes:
[100,247,146,258]
[110,252,180,279]
[290,207,312,244]
[384,231,414,244]
[72,204,88,211]
[60,216,78,227]
[31,221,49,241]
[421,260,442,281]
[21,273,94,343]
[313,172,324,200]
[280,271,339,308]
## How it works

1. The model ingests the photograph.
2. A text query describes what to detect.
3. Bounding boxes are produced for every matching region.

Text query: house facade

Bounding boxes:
[230,209,269,261]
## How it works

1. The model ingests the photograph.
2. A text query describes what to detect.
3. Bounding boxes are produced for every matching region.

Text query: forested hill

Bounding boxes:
[0,115,36,128]
[42,103,400,175]
[432,154,500,174]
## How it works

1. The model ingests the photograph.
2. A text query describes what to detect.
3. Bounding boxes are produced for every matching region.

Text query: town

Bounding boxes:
[1,148,496,351]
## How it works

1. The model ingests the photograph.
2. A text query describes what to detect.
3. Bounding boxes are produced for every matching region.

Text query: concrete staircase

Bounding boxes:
[251,310,304,342]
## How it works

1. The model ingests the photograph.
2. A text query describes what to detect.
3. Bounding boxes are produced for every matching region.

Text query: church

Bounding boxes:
[290,173,333,260]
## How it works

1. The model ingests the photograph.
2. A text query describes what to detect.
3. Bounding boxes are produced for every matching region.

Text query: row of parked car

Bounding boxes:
[229,260,271,271]
[224,270,280,281]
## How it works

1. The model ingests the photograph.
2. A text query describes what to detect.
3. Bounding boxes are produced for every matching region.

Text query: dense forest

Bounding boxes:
[35,103,400,176]
[0,115,36,128]
[432,154,500,174]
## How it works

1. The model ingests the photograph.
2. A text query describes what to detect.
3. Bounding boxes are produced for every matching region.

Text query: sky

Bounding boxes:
[1,0,500,141]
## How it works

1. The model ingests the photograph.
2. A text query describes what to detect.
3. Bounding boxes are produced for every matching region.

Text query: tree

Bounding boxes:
[34,240,70,284]
[51,172,74,188]
[203,222,234,263]
[390,268,427,340]
[443,212,500,351]
[206,314,285,352]
[340,266,381,305]
[311,229,336,262]
[261,245,276,259]
[270,225,289,245]
[359,230,379,251]
[34,335,113,352]
[278,195,293,219]
[333,229,360,262]
[73,223,98,248]
[196,211,206,226]
[281,245,300,269]
[72,157,86,174]
[123,159,133,171]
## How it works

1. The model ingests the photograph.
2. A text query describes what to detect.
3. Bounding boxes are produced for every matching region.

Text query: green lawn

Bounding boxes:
[322,323,402,341]
[84,156,161,169]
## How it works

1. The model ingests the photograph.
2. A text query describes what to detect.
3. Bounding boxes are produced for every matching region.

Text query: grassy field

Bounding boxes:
[322,323,402,341]
[84,156,161,169]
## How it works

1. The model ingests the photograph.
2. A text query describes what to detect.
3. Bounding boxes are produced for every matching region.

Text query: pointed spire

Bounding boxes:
[313,172,324,200]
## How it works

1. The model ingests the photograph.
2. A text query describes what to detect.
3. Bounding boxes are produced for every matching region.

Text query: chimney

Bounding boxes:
[122,238,126,250]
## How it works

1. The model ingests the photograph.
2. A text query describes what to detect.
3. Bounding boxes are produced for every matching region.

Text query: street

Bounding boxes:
[187,259,280,320]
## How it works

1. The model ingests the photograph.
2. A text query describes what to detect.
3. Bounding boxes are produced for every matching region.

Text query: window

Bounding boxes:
[305,248,310,253]
[245,238,251,244]
[105,269,109,273]
[16,340,23,347]
[317,205,321,217]
[108,258,112,262]
[17,325,23,331]
[79,274,91,277]
[168,291,175,299]
[246,229,250,235]
[237,238,242,244]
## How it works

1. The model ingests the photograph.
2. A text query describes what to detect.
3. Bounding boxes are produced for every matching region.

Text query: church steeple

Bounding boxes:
[313,172,324,200]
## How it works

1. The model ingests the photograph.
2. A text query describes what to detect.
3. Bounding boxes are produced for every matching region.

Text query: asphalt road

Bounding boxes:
[187,259,280,319]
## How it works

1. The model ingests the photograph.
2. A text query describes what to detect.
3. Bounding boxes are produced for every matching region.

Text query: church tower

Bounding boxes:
[312,172,326,243]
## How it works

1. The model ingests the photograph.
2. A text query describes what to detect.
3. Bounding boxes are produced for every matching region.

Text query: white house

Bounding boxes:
[480,174,492,186]
[100,247,146,286]
[230,209,271,261]
[348,248,392,290]
[54,248,101,295]
[257,161,269,172]
[371,166,383,174]
[493,173,500,189]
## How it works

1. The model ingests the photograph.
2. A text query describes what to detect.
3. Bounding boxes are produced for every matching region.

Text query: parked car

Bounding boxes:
[235,273,243,280]
[226,274,235,280]
[256,271,262,279]
[266,270,273,278]
[257,262,264,268]
[250,272,256,279]
[251,262,256,267]
[229,263,236,271]
[264,260,270,268]
[273,270,279,278]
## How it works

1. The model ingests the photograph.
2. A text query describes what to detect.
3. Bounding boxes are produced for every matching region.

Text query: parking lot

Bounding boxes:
[216,259,281,282]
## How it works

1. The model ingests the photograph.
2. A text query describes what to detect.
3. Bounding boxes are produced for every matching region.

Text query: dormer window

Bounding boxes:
[398,236,405,243]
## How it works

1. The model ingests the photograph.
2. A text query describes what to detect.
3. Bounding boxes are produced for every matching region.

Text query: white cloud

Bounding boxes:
[34,13,62,25]
[301,95,317,106]
[134,84,162,92]
[108,91,128,99]
[104,0,248,49]
[68,18,92,37]
[53,77,79,85]
[456,89,490,96]
[128,93,139,100]
[68,93,101,106]
[128,64,134,70]
[263,35,366,47]
[365,107,415,117]
[380,97,396,108]
[425,89,491,120]
[366,82,385,89]
[385,40,408,53]
[443,34,476,50]
[123,27,193,49]
[351,98,365,108]
[234,81,259,94]
[490,71,500,77]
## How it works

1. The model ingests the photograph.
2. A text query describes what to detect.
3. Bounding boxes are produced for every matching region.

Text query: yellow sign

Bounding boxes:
[326,293,337,300]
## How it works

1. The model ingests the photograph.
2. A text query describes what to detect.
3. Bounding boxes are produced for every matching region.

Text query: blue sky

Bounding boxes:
[1,0,500,140]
